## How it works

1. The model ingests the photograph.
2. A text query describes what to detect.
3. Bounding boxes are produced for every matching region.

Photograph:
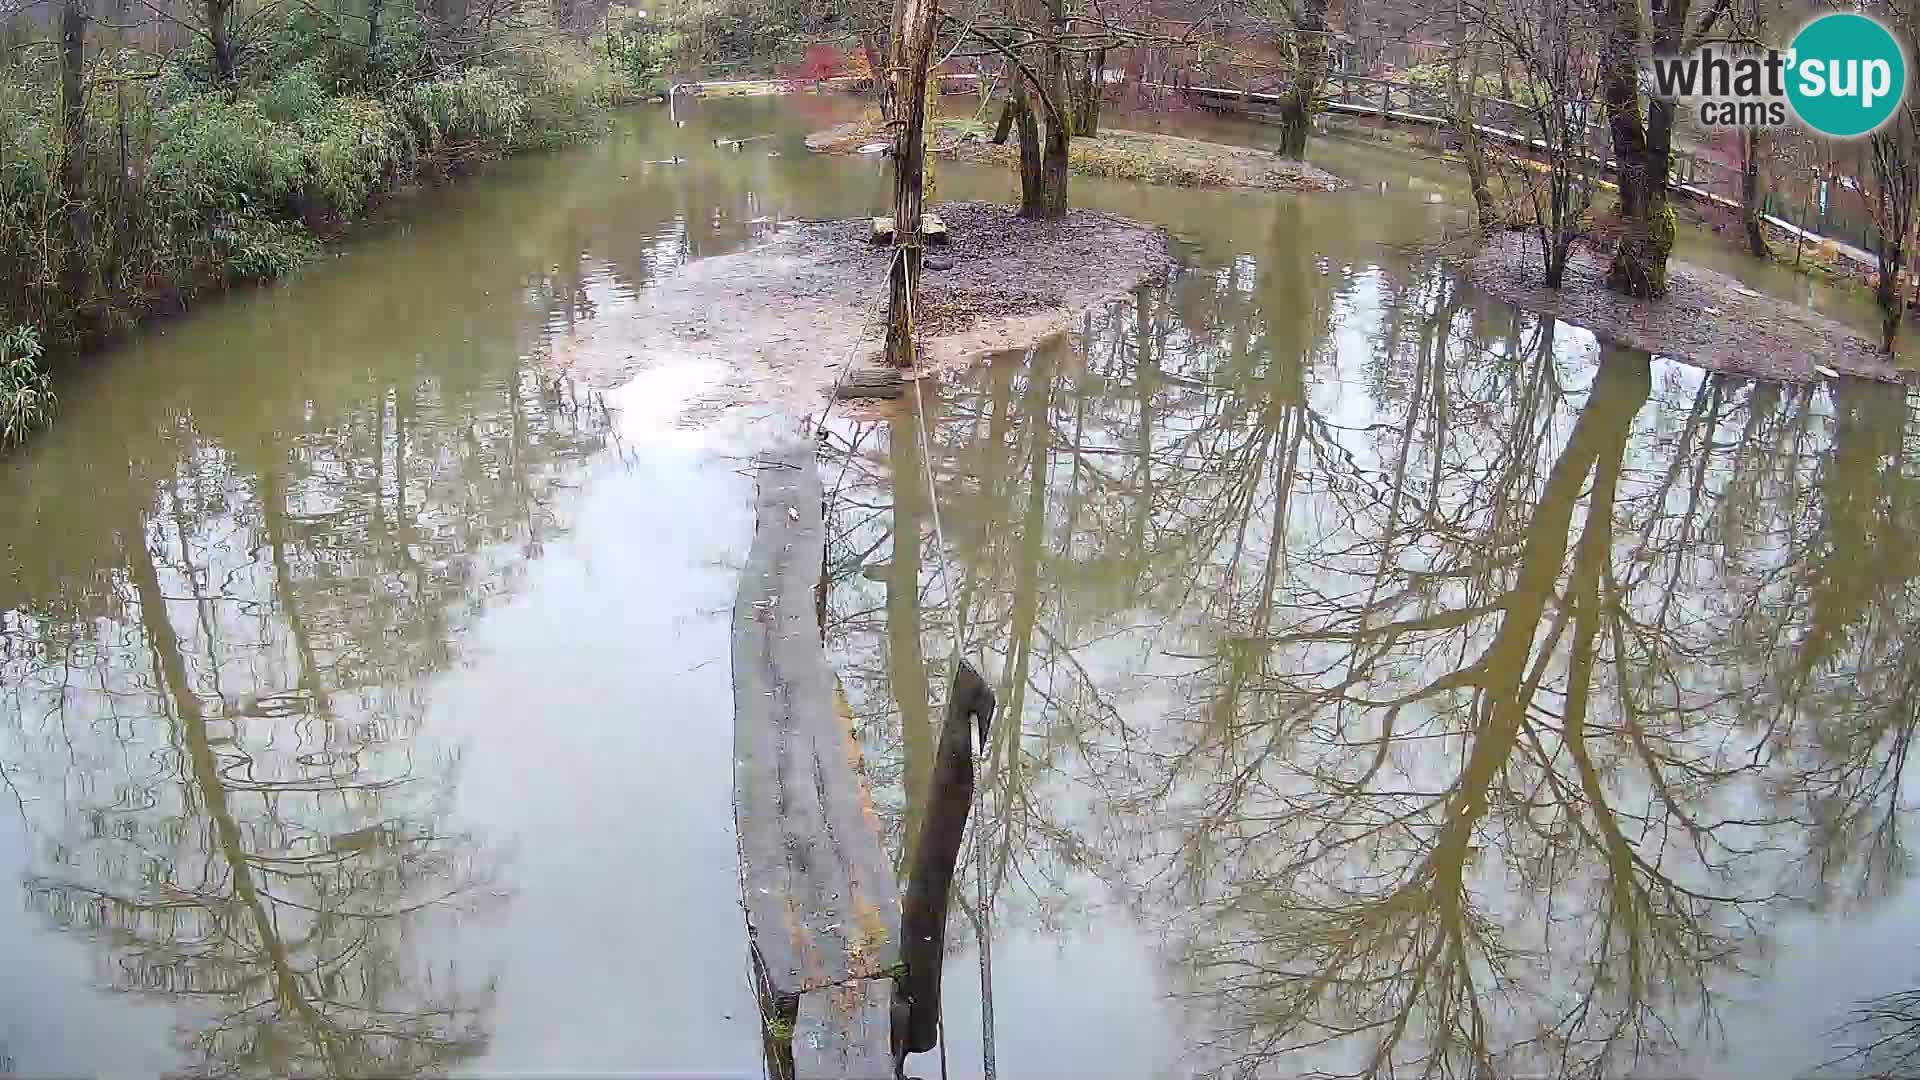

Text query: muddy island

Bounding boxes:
[1469,231,1911,384]
[597,201,1173,407]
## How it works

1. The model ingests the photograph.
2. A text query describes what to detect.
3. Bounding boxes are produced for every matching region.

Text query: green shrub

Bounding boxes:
[148,95,306,224]
[399,69,527,154]
[602,16,678,98]
[0,324,54,448]
[214,215,319,282]
[260,61,331,123]
[299,95,414,216]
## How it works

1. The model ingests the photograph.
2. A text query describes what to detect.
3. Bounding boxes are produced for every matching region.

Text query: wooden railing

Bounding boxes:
[1161,77,1878,269]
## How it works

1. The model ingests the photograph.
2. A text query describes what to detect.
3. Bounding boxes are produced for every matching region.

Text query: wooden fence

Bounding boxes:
[1163,76,1879,270]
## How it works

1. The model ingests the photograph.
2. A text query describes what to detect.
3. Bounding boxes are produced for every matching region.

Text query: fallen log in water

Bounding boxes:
[733,442,901,1079]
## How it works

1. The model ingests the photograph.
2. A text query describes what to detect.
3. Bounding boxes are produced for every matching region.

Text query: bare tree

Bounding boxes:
[1867,77,1920,352]
[1459,0,1603,285]
[882,0,940,366]
[1271,0,1329,157]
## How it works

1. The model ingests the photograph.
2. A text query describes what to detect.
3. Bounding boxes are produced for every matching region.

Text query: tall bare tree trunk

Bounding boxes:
[1012,73,1044,216]
[1599,0,1677,297]
[1040,116,1069,219]
[1870,121,1918,354]
[59,0,91,323]
[1036,28,1070,218]
[1276,0,1329,158]
[1073,47,1105,136]
[207,0,235,80]
[882,0,938,367]
[1449,39,1499,232]
[1741,129,1767,258]
[862,31,892,118]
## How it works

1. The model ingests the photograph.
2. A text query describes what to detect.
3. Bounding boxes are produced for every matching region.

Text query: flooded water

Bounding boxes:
[1,94,1915,1078]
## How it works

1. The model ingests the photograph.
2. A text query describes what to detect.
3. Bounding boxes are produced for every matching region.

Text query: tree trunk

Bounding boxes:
[206,0,235,81]
[1546,230,1570,288]
[1040,119,1069,218]
[992,96,1014,144]
[1013,74,1044,217]
[882,0,938,367]
[1599,0,1675,297]
[59,0,91,321]
[1275,0,1329,159]
[1795,174,1813,268]
[862,31,891,118]
[1449,43,1499,232]
[1741,129,1767,258]
[1031,29,1071,219]
[1074,48,1105,136]
[1880,256,1904,355]
[368,0,383,52]
[1870,124,1917,355]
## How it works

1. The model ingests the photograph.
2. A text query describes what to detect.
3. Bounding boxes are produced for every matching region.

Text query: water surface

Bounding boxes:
[1,94,1914,1079]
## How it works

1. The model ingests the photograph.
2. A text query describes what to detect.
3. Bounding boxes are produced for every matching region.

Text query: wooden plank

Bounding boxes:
[733,441,902,1072]
[794,980,896,1080]
[836,366,906,400]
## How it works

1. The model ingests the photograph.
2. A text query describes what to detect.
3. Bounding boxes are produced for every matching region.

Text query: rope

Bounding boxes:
[812,221,997,1080]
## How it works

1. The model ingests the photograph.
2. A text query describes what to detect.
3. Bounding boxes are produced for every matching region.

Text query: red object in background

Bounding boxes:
[782,44,849,83]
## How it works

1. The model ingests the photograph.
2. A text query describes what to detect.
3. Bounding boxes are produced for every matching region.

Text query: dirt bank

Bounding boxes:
[1469,231,1908,383]
[560,201,1171,410]
[807,120,1343,192]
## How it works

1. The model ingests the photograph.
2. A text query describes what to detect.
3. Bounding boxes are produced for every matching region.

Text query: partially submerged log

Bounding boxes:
[734,442,902,1079]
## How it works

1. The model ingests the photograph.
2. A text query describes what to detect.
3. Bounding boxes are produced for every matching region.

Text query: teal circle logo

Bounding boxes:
[1787,13,1908,138]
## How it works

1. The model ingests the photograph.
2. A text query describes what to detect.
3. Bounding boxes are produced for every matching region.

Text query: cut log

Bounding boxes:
[836,366,906,399]
[869,217,895,245]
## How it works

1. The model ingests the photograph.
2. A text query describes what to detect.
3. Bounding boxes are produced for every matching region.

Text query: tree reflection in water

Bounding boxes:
[0,355,612,1076]
[823,243,1920,1078]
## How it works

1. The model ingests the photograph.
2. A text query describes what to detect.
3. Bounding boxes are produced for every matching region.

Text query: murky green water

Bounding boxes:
[2,94,1915,1078]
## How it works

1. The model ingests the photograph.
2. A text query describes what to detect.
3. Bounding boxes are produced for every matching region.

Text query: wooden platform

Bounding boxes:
[733,442,901,1079]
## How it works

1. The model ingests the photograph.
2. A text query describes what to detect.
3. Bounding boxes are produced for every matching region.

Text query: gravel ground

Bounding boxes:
[565,201,1172,411]
[1469,232,1909,383]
